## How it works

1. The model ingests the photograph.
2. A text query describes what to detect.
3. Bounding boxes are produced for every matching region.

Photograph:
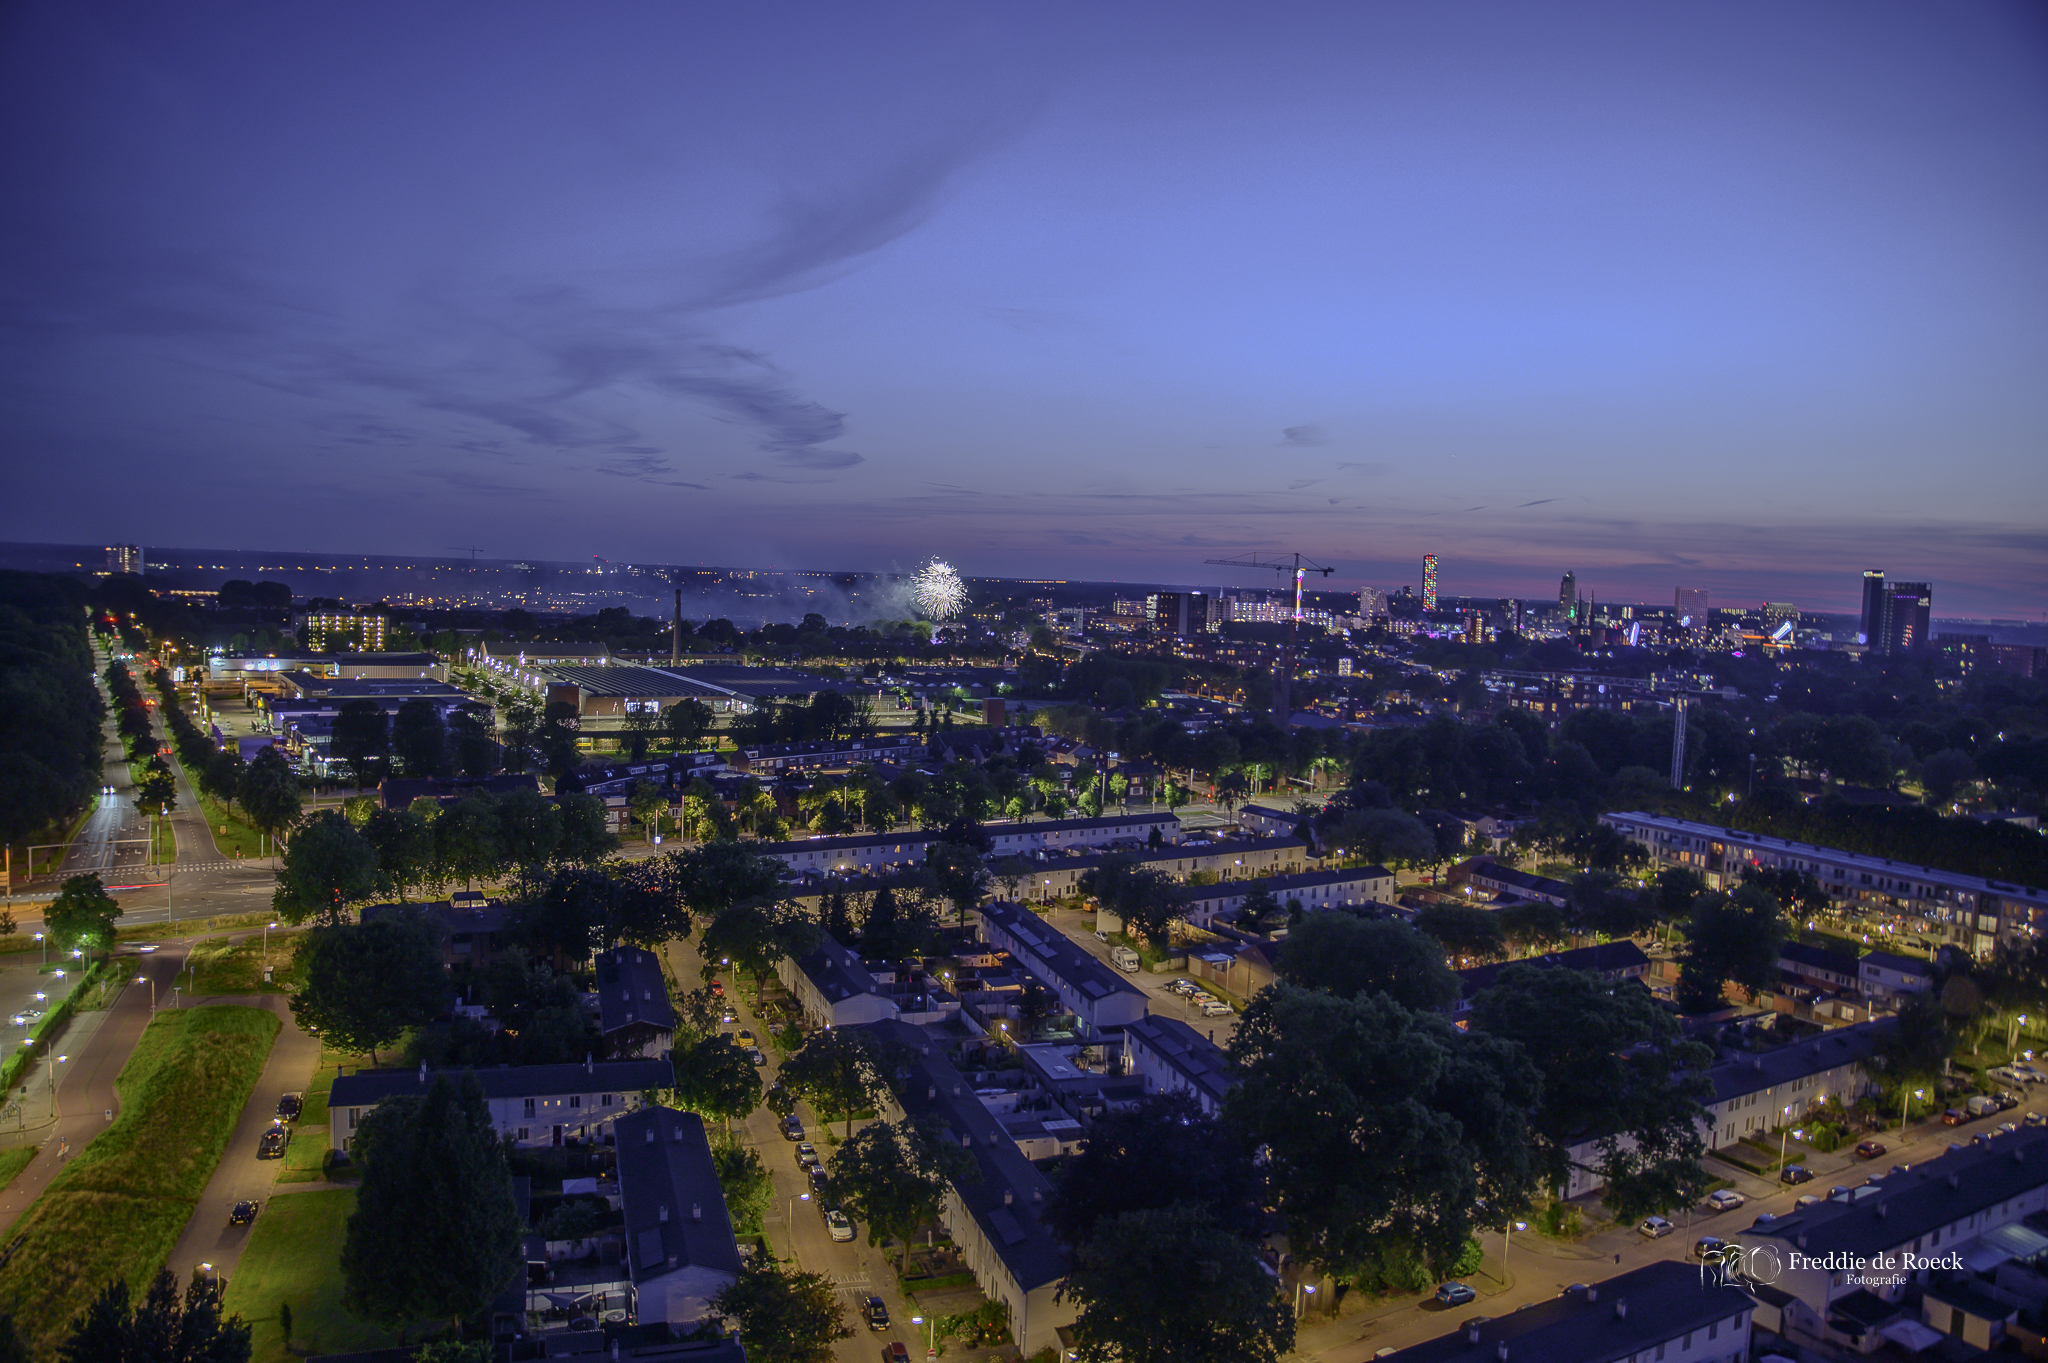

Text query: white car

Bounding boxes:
[1638,1216,1674,1239]
[1705,1189,1745,1212]
[824,1209,855,1242]
[1200,1001,1233,1017]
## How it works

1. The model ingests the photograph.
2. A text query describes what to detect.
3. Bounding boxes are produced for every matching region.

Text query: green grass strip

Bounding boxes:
[222,1187,394,1363]
[0,1005,280,1356]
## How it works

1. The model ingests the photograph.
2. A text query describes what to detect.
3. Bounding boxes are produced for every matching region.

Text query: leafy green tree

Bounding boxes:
[700,900,815,1006]
[391,700,446,778]
[58,1268,251,1363]
[665,697,714,753]
[709,1261,850,1363]
[362,808,439,902]
[779,1027,882,1139]
[1060,1206,1294,1363]
[669,1034,762,1128]
[1225,983,1542,1278]
[237,746,302,849]
[290,912,448,1062]
[1496,900,1570,954]
[1677,884,1785,1012]
[1329,807,1435,867]
[446,707,495,778]
[331,700,391,790]
[1045,1092,1259,1247]
[494,787,561,890]
[1274,914,1458,1011]
[536,701,580,780]
[1469,966,1716,1221]
[825,1118,976,1269]
[628,780,666,845]
[341,1077,523,1332]
[436,793,506,891]
[923,836,990,926]
[133,760,177,818]
[45,873,122,952]
[273,810,381,925]
[1412,902,1506,964]
[710,1132,773,1235]
[667,842,783,919]
[202,748,245,815]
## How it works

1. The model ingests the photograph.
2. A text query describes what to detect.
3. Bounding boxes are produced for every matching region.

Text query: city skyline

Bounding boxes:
[3,2,2044,614]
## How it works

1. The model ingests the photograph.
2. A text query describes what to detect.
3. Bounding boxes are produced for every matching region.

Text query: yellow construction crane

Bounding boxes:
[1202,551,1335,723]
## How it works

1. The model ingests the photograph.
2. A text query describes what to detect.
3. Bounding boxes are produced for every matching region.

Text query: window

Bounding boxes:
[571,1095,581,1109]
[523,1098,536,1117]
[518,1127,529,1140]
[602,1093,614,1107]
[1707,1320,1718,1340]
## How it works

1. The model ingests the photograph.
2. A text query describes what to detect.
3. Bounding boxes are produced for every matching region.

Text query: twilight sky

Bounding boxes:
[3,2,2045,615]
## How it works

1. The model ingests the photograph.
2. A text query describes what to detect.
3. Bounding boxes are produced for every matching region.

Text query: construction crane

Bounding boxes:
[448,545,484,564]
[1203,551,1335,723]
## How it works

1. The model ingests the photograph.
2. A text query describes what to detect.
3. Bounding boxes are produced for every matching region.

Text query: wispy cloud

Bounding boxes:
[1280,424,1327,447]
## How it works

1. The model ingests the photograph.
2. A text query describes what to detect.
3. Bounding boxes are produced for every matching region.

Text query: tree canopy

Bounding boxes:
[1274,913,1459,1011]
[45,873,121,953]
[290,912,447,1062]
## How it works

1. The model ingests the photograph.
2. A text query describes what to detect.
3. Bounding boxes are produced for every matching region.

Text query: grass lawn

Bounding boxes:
[188,936,304,996]
[0,1146,35,1193]
[223,1188,396,1363]
[177,760,267,861]
[0,1006,281,1357]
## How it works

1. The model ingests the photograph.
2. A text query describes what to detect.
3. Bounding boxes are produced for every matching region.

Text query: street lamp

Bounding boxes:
[265,921,278,970]
[2012,1014,2029,1053]
[909,1314,937,1358]
[1294,1281,1317,1316]
[33,933,44,967]
[1901,1087,1923,1131]
[49,1053,67,1118]
[786,1191,811,1267]
[1500,1221,1526,1283]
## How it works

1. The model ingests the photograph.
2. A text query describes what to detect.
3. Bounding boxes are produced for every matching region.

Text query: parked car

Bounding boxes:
[258,1124,289,1159]
[1692,1236,1726,1260]
[1887,1164,1913,1177]
[1637,1216,1674,1239]
[1996,1092,2021,1112]
[1704,1190,1744,1212]
[825,1209,855,1242]
[1854,1140,1887,1159]
[863,1296,889,1331]
[781,1117,804,1142]
[1794,1195,1823,1209]
[276,1093,303,1123]
[1434,1283,1477,1307]
[2028,1112,2046,1127]
[2000,1122,2020,1136]
[747,1047,767,1066]
[1941,1108,1966,1126]
[709,980,724,997]
[229,1200,259,1225]
[736,1029,756,1047]
[1780,1164,1814,1185]
[1200,1001,1233,1017]
[809,1167,830,1195]
[884,1345,911,1363]
[795,1142,820,1169]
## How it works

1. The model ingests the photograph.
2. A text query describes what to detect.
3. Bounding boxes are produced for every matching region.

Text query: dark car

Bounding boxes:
[863,1296,889,1331]
[1942,1108,1966,1126]
[1693,1235,1727,1261]
[1995,1092,2020,1112]
[1854,1140,1886,1159]
[229,1200,258,1225]
[258,1124,289,1159]
[1434,1283,1477,1307]
[782,1116,804,1142]
[276,1092,303,1123]
[809,1166,830,1195]
[884,1345,910,1363]
[1779,1164,1814,1185]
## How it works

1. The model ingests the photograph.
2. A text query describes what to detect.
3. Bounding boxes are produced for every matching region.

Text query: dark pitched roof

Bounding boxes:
[1860,950,1932,977]
[1745,1127,2048,1258]
[597,946,676,1036]
[329,1058,674,1109]
[858,1020,1067,1291]
[1707,1018,1892,1105]
[789,934,881,1004]
[1377,1261,1753,1363]
[977,899,1146,1005]
[613,1109,743,1285]
[1454,940,1650,999]
[1124,1014,1234,1107]
[1781,941,1859,975]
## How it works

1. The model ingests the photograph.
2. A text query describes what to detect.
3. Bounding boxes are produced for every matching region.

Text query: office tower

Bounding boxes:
[1422,554,1438,611]
[1558,572,1577,622]
[1859,570,1886,647]
[1146,591,1215,637]
[106,545,143,575]
[1882,583,1931,653]
[1464,611,1482,644]
[1674,586,1708,623]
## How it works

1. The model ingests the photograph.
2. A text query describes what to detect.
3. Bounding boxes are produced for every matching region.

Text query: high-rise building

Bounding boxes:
[1422,554,1438,611]
[106,545,143,575]
[298,610,388,652]
[1859,570,1887,647]
[1558,572,1577,622]
[1882,583,1931,653]
[1145,591,1218,637]
[1673,586,1708,623]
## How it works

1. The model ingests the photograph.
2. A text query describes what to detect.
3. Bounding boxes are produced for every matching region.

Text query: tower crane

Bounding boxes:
[448,545,484,565]
[1202,551,1335,723]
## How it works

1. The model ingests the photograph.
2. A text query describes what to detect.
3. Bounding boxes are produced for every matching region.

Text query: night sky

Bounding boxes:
[3,3,2044,614]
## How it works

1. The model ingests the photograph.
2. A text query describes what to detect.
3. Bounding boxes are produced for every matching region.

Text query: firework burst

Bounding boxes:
[910,559,967,620]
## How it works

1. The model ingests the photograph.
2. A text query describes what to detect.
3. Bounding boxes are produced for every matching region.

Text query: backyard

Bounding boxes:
[223,1187,395,1363]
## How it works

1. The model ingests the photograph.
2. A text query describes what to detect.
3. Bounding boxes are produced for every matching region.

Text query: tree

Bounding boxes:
[46,873,121,952]
[331,700,391,790]
[1496,901,1570,955]
[825,1118,976,1269]
[494,787,562,890]
[1115,868,1187,952]
[536,701,579,780]
[1060,1206,1294,1363]
[58,1269,251,1363]
[699,900,815,1006]
[779,1027,882,1139]
[238,746,302,849]
[554,792,619,865]
[923,838,991,927]
[1224,983,1543,1278]
[1274,914,1459,1010]
[362,808,439,902]
[628,779,667,845]
[133,760,177,819]
[710,1261,850,1363]
[669,1034,763,1128]
[1677,884,1785,1012]
[710,1132,774,1235]
[202,748,245,815]
[665,698,714,753]
[1045,1092,1259,1247]
[446,707,495,778]
[273,810,381,925]
[668,842,784,920]
[436,793,506,891]
[341,1077,523,1332]
[391,700,446,778]
[1469,966,1716,1222]
[290,912,448,1063]
[1412,902,1506,964]
[1329,807,1436,867]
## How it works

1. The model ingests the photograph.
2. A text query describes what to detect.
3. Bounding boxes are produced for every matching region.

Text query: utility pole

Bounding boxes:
[1203,551,1335,723]
[1670,696,1689,789]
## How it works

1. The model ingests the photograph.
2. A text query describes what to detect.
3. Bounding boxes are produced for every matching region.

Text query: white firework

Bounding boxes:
[910,559,967,620]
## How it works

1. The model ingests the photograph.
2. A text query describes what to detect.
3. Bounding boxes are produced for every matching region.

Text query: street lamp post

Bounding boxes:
[264,921,278,971]
[909,1314,937,1358]
[786,1192,810,1267]
[1500,1220,1526,1284]
[48,1053,68,1118]
[1294,1281,1317,1316]
[133,975,156,1011]
[34,934,44,967]
[2011,1014,2028,1054]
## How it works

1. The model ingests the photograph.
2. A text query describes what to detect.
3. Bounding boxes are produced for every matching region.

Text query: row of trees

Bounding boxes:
[0,573,104,846]
[327,697,497,788]
[138,663,304,847]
